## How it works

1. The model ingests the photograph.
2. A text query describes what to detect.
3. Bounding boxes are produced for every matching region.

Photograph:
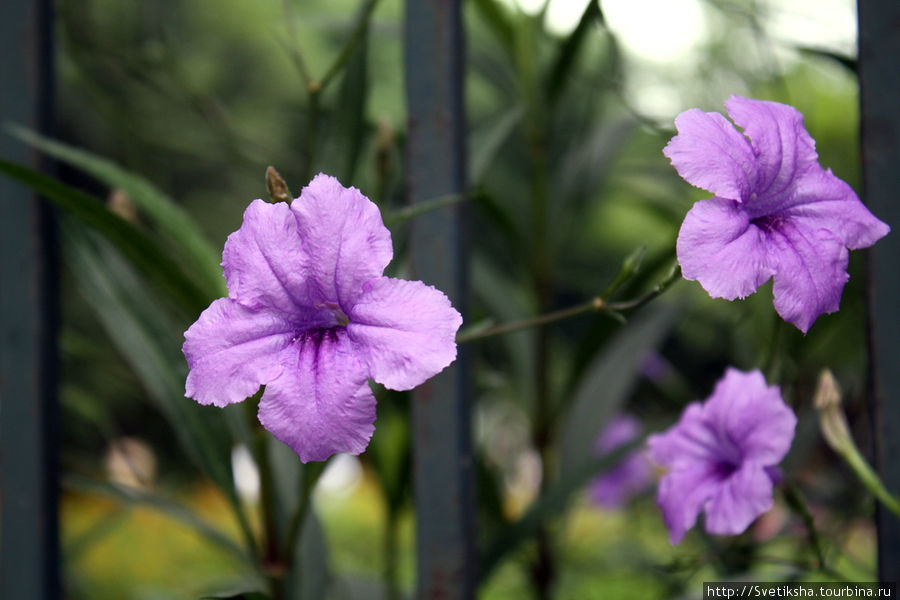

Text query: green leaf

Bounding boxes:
[546,0,604,103]
[7,126,226,299]
[558,302,678,482]
[65,475,253,568]
[470,0,516,56]
[334,25,369,182]
[0,159,211,315]
[200,593,269,600]
[479,439,642,579]
[62,222,257,556]
[469,105,524,183]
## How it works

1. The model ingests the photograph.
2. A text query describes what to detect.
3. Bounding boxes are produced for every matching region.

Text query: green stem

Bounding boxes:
[384,506,401,600]
[318,0,381,93]
[838,440,900,518]
[385,193,466,226]
[782,483,826,569]
[456,267,681,344]
[281,461,327,584]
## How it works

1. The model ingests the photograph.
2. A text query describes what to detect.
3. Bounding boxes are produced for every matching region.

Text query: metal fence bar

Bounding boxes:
[404,1,475,598]
[0,0,58,599]
[858,0,900,583]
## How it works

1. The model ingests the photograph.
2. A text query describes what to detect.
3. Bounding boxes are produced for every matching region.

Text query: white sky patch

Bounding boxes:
[499,0,856,120]
[601,0,709,64]
[762,0,856,55]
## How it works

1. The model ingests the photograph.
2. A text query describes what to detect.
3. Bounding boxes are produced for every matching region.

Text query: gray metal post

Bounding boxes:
[404,1,475,598]
[0,0,59,598]
[858,0,900,583]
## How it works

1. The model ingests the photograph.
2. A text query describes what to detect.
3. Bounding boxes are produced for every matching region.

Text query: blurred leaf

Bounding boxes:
[470,105,524,183]
[62,222,256,554]
[65,475,253,567]
[546,0,603,103]
[479,439,641,579]
[7,126,226,298]
[367,391,412,513]
[558,301,678,481]
[200,593,269,600]
[796,46,857,74]
[0,159,211,315]
[333,22,369,182]
[470,0,516,56]
[294,509,330,600]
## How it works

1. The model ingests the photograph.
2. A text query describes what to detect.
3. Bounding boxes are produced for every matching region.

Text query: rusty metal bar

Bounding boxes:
[404,0,475,597]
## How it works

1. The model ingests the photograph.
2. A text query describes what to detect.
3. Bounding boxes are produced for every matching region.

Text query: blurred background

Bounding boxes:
[4,0,881,598]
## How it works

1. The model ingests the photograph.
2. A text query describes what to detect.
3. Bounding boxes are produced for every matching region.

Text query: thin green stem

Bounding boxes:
[318,0,381,93]
[282,0,313,87]
[384,507,401,600]
[281,461,327,580]
[839,440,900,518]
[385,193,467,226]
[782,482,826,569]
[456,267,681,344]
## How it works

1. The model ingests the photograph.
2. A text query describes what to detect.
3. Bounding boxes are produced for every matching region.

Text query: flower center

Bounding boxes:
[316,301,350,327]
[750,214,785,233]
[713,460,740,480]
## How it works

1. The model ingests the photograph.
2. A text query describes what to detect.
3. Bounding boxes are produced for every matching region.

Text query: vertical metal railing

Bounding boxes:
[0,1,58,599]
[404,1,476,598]
[859,0,900,583]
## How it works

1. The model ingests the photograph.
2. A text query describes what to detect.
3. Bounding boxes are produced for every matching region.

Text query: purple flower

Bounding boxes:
[590,414,652,509]
[664,96,889,333]
[182,174,462,462]
[647,368,796,544]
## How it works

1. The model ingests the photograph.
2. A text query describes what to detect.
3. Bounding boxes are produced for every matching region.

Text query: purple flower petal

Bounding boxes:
[257,329,376,463]
[657,462,724,545]
[769,222,849,333]
[704,464,775,536]
[724,95,819,202]
[648,404,721,469]
[650,368,796,544]
[783,169,891,249]
[676,197,776,300]
[184,299,294,407]
[663,108,758,201]
[291,174,393,310]
[703,368,796,465]
[347,277,462,391]
[222,199,313,315]
[590,415,653,509]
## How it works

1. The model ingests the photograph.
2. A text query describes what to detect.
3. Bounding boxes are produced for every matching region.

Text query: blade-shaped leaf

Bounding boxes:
[65,475,254,568]
[63,222,256,554]
[7,126,226,299]
[558,301,678,481]
[479,439,642,579]
[0,159,211,315]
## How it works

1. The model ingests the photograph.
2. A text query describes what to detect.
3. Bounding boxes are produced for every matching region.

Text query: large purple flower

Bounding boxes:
[664,96,889,333]
[647,368,796,545]
[183,174,462,462]
[590,414,653,509]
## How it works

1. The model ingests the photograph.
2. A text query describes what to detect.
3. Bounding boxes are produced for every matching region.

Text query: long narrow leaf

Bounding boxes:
[0,159,211,315]
[63,222,257,555]
[7,126,226,298]
[558,302,677,481]
[65,475,254,568]
[479,440,642,578]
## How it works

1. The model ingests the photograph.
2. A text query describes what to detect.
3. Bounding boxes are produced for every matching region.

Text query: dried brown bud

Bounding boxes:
[266,166,291,202]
